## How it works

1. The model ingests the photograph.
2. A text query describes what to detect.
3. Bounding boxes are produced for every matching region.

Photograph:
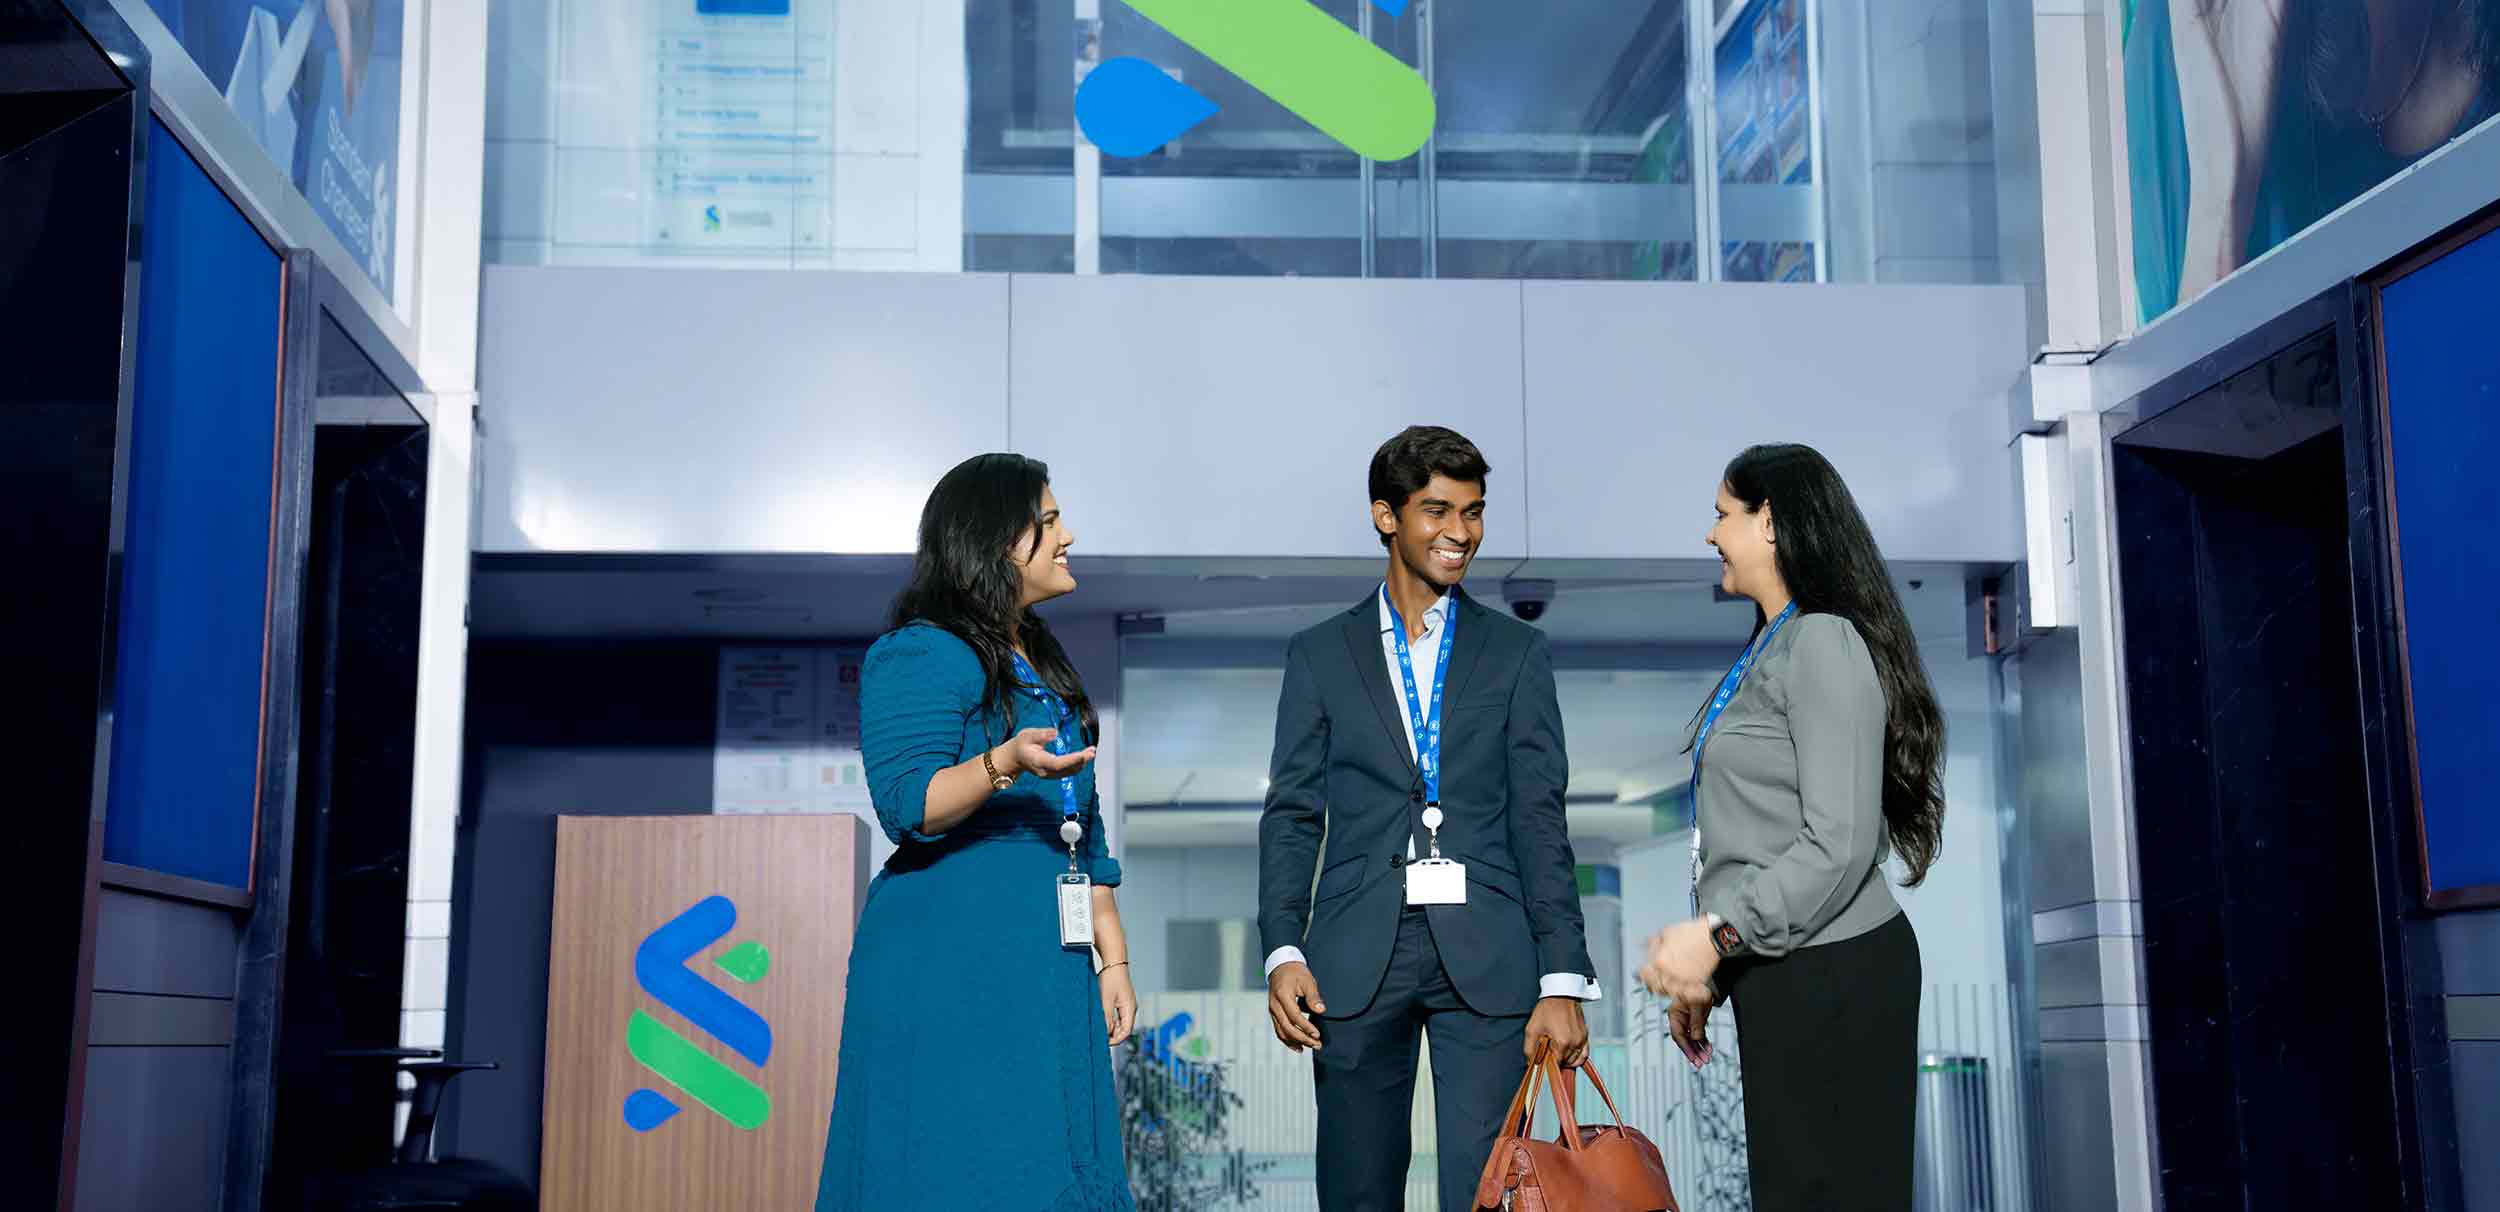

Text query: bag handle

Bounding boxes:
[1492,1043,1544,1141]
[1492,1042,1570,1145]
[1553,1055,1630,1132]
[1516,1041,1586,1152]
[1473,1045,1554,1206]
[1475,1043,1621,1206]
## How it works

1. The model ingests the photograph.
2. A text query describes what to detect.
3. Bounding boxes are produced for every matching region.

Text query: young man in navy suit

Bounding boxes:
[1259,425,1599,1212]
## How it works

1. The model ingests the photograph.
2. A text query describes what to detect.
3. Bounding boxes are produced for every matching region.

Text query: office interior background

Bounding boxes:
[10,0,2497,1209]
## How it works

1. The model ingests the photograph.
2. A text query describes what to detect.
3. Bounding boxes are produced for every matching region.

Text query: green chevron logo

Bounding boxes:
[1076,0,1436,161]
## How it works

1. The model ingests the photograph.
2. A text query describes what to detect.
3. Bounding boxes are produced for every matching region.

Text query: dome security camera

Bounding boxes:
[1502,579,1556,622]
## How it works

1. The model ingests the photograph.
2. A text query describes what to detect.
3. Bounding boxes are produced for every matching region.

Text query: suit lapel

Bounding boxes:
[1340,597,1417,775]
[1443,587,1492,702]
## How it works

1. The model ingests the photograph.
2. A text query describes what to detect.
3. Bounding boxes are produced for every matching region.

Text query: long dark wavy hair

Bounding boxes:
[1697,444,1948,886]
[890,453,1097,744]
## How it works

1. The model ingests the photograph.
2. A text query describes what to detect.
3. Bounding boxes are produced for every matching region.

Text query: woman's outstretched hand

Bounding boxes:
[998,727,1096,780]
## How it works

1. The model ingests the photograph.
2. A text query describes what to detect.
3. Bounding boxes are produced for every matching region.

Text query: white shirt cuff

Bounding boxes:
[1263,946,1307,979]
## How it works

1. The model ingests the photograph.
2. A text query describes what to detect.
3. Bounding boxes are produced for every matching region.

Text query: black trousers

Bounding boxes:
[1721,910,1922,1212]
[1312,907,1528,1212]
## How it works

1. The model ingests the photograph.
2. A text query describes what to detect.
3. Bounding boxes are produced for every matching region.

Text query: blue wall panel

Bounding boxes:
[104,119,285,889]
[2379,224,2500,902]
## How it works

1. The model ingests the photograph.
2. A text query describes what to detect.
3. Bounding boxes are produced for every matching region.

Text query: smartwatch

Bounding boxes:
[1705,913,1749,959]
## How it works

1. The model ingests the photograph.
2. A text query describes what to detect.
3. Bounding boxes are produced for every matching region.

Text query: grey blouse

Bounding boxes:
[1693,612,1902,958]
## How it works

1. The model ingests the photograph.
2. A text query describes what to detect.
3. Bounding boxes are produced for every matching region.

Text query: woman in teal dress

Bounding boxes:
[817,453,1138,1211]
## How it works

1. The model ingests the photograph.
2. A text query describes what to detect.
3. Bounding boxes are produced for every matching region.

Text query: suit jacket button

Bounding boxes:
[1390,854,1406,868]
[1410,790,1424,802]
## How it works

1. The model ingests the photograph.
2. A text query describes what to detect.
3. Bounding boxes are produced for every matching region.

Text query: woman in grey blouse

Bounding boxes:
[1635,443,1946,1211]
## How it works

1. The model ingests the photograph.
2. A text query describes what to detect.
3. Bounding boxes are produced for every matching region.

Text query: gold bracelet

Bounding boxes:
[1097,960,1129,974]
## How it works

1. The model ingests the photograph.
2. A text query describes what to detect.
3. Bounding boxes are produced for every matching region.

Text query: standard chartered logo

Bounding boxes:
[1075,0,1436,161]
[621,895,775,1132]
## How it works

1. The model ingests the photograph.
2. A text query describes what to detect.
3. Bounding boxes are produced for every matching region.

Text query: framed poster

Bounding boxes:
[2123,1,2500,323]
[140,0,406,297]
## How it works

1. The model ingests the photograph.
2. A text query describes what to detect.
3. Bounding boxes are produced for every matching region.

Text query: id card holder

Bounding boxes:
[1057,872,1094,947]
[1405,858,1467,906]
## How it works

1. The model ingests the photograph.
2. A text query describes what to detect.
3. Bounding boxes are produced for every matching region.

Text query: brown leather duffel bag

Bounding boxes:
[1472,1043,1680,1212]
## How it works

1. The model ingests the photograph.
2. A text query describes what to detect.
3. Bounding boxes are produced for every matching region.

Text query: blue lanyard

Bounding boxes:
[1009,653,1083,824]
[1690,602,1796,914]
[1383,586,1459,807]
[1696,602,1796,763]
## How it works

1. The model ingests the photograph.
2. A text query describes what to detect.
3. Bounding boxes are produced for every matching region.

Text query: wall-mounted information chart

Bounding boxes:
[643,0,834,257]
[714,648,815,815]
[714,646,870,818]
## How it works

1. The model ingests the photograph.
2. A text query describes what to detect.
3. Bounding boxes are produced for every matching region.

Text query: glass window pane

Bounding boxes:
[1714,0,1818,281]
[1431,0,1697,280]
[965,0,1075,272]
[1810,0,2030,284]
[484,0,2036,284]
[1090,0,1421,278]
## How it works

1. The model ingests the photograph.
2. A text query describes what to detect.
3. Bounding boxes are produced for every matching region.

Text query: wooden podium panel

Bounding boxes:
[541,814,869,1212]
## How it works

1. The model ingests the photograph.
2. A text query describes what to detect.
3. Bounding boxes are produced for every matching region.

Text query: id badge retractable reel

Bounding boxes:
[1055,779,1095,949]
[1058,818,1094,947]
[1406,804,1466,905]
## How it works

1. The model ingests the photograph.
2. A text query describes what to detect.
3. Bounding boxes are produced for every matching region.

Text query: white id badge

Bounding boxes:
[1405,858,1468,906]
[1057,872,1094,947]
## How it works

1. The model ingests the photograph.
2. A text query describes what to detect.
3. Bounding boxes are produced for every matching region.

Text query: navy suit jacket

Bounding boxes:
[1257,587,1595,1018]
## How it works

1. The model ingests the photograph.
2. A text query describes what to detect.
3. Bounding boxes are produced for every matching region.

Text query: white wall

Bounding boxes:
[483,0,963,271]
[477,268,1008,553]
[477,268,2032,562]
[400,395,476,1060]
[1520,281,2028,564]
[1011,275,1532,561]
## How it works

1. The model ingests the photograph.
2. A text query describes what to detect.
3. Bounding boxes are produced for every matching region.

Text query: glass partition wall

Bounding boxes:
[981,0,1709,279]
[492,0,2027,283]
[1114,578,2033,1211]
